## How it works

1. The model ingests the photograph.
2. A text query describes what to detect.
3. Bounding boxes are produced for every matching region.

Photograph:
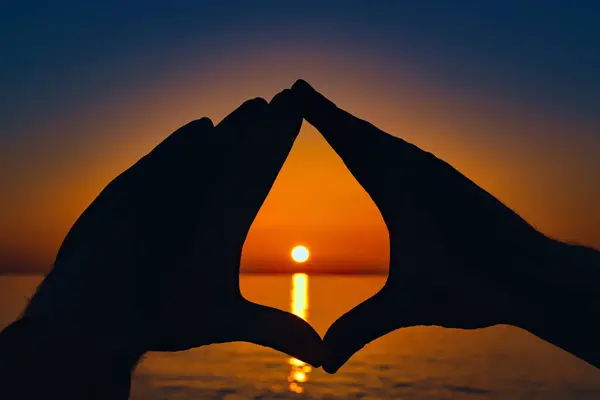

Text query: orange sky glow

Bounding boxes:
[1,47,598,274]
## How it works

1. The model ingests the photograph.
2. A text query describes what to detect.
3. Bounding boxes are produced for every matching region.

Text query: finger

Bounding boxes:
[245,89,303,203]
[162,98,268,184]
[159,98,270,203]
[141,99,271,281]
[210,89,302,233]
[322,288,403,374]
[208,96,271,194]
[237,301,324,368]
[170,98,269,192]
[145,117,215,165]
[133,116,216,224]
[214,97,270,146]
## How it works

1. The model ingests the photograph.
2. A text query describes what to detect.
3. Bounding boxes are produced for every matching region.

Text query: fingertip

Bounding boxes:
[291,80,318,112]
[200,116,215,129]
[323,364,340,374]
[290,79,339,120]
[295,325,326,369]
[321,345,341,374]
[240,302,325,369]
[291,79,315,94]
[269,89,303,133]
[321,290,395,375]
[246,96,269,109]
[322,329,350,374]
[237,97,269,115]
[216,97,269,130]
[307,354,323,369]
[186,117,214,130]
[270,88,293,103]
[269,89,297,112]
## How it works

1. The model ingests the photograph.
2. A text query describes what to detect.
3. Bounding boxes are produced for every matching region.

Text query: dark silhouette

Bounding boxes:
[0,89,323,399]
[1,80,598,399]
[290,79,600,373]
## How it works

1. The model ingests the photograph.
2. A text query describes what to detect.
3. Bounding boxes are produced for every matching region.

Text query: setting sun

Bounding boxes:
[291,246,310,263]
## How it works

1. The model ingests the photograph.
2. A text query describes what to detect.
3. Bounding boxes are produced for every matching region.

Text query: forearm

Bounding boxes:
[516,241,600,368]
[0,317,142,399]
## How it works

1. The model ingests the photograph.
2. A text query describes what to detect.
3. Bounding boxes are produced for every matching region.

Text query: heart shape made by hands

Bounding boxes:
[11,80,598,399]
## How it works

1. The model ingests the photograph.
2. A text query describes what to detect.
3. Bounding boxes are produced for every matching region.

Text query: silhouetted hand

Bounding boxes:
[292,80,600,372]
[21,90,322,368]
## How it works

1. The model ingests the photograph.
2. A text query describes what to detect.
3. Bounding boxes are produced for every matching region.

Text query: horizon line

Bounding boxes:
[0,270,389,277]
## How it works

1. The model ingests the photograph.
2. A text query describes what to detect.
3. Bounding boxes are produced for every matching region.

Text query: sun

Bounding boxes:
[291,245,310,263]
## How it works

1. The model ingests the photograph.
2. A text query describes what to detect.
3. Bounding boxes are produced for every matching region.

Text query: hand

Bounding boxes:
[292,80,559,373]
[23,90,323,367]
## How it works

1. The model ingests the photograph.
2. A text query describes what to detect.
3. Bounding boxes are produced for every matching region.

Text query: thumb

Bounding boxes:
[322,288,406,374]
[237,301,324,368]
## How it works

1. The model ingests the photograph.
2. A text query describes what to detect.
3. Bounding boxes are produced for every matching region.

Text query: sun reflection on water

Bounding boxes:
[288,273,311,394]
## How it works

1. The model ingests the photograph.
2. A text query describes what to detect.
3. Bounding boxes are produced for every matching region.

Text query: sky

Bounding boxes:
[1,1,599,274]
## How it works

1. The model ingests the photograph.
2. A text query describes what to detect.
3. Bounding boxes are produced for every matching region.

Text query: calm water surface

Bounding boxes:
[1,274,599,399]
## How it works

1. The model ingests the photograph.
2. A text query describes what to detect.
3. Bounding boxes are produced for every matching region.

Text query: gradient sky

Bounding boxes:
[1,2,599,273]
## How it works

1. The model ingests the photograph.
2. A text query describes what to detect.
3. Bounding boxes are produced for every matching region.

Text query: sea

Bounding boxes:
[1,274,599,399]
